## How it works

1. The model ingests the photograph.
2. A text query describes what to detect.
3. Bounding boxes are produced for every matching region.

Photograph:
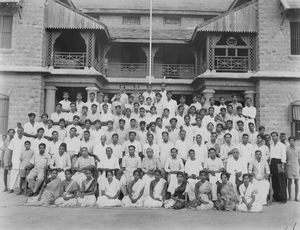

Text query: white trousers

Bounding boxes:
[9,169,20,190]
[253,179,270,205]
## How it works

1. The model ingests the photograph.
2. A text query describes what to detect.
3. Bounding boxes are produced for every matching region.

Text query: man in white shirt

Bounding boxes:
[177,95,189,115]
[226,148,248,187]
[225,120,239,145]
[269,132,287,203]
[75,92,85,115]
[122,131,142,157]
[202,107,216,130]
[93,135,108,161]
[159,131,174,169]
[66,115,83,139]
[48,130,62,159]
[253,134,270,161]
[64,127,81,158]
[163,91,177,117]
[23,113,39,140]
[51,104,66,126]
[32,128,50,155]
[204,148,224,201]
[143,133,160,159]
[236,120,247,143]
[142,84,156,103]
[168,118,180,145]
[108,133,124,164]
[85,92,100,114]
[237,133,254,164]
[154,92,164,117]
[247,122,258,145]
[220,133,236,167]
[159,83,167,103]
[175,105,185,128]
[242,97,256,127]
[190,95,202,111]
[175,129,191,163]
[93,120,106,143]
[59,91,71,113]
[112,84,128,109]
[99,104,114,126]
[191,134,207,165]
[193,116,207,143]
[65,103,80,124]
[87,104,101,123]
[50,142,71,180]
[80,130,94,154]
[99,94,112,114]
[38,114,48,131]
[248,150,270,205]
[233,106,247,130]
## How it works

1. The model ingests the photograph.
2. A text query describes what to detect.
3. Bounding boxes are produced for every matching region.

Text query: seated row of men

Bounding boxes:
[23,141,265,212]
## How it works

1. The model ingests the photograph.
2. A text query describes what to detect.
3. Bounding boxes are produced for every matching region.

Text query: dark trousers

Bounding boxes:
[270,158,287,202]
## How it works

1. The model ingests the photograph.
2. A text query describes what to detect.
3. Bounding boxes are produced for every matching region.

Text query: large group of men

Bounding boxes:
[1,83,299,211]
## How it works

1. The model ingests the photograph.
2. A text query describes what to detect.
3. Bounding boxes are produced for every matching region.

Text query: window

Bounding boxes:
[0,15,13,49]
[164,16,181,25]
[122,16,140,25]
[291,22,300,55]
[291,102,300,140]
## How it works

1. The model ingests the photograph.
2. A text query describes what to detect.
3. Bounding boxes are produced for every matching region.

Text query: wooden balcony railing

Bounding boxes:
[105,63,147,78]
[154,64,196,79]
[214,56,249,72]
[52,52,87,69]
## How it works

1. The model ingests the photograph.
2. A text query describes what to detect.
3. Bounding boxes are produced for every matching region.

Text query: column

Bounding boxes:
[202,89,215,108]
[141,46,158,79]
[244,90,256,102]
[85,86,99,101]
[44,86,57,115]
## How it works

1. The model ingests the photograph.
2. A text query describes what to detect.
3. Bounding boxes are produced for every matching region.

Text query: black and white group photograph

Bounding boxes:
[0,0,299,229]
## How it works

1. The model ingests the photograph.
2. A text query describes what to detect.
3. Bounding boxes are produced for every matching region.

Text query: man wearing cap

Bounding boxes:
[122,131,142,157]
[23,113,39,140]
[163,91,177,117]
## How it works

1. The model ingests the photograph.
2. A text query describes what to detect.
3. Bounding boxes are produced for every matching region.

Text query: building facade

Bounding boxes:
[0,0,299,138]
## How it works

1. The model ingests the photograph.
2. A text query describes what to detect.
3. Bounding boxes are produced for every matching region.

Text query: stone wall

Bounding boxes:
[256,79,300,135]
[0,72,44,130]
[0,0,46,67]
[257,0,300,72]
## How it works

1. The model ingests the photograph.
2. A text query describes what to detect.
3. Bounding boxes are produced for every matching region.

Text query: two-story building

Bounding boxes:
[0,0,300,138]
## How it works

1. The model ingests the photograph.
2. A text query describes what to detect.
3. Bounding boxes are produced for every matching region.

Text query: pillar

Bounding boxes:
[44,86,57,115]
[141,46,159,78]
[244,90,256,102]
[202,89,215,108]
[86,86,99,101]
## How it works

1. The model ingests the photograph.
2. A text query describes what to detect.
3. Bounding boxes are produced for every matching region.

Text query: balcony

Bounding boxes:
[214,56,249,72]
[52,52,87,69]
[105,63,195,79]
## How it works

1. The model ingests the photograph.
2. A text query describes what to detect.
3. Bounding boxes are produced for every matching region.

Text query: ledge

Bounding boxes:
[252,71,300,78]
[0,65,49,73]
[288,55,300,60]
[106,77,193,84]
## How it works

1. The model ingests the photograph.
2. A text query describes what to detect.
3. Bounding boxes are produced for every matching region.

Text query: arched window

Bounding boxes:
[290,101,300,140]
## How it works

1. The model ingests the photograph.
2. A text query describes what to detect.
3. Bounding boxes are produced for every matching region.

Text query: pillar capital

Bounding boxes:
[85,86,99,92]
[244,90,256,101]
[202,89,215,95]
[202,89,215,108]
[44,86,57,91]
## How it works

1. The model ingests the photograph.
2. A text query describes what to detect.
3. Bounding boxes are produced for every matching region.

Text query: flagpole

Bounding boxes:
[149,0,153,84]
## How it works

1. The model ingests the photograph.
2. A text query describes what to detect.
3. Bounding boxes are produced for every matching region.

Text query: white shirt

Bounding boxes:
[50,112,66,123]
[87,112,101,123]
[220,143,236,161]
[65,111,80,123]
[154,101,164,117]
[253,144,270,161]
[163,99,177,117]
[50,153,71,170]
[99,102,112,114]
[181,124,194,141]
[270,141,286,163]
[237,143,254,163]
[175,139,192,161]
[122,140,142,156]
[98,155,120,169]
[57,127,67,142]
[242,105,256,119]
[32,137,50,155]
[93,128,107,143]
[202,115,216,130]
[23,122,39,136]
[204,157,224,171]
[191,143,208,163]
[190,102,202,111]
[48,140,62,158]
[80,139,95,154]
[66,124,83,139]
[159,141,174,167]
[59,100,71,111]
[247,130,258,145]
[8,136,27,169]
[193,126,207,141]
[225,129,239,145]
[108,143,123,159]
[226,157,248,180]
[143,143,160,158]
[76,101,86,115]
[93,143,108,160]
[164,157,184,172]
[185,158,203,176]
[86,100,100,114]
[64,136,81,156]
[99,112,114,123]
[142,91,156,103]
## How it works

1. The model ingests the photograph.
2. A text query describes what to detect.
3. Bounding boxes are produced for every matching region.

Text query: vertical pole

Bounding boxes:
[149,0,153,84]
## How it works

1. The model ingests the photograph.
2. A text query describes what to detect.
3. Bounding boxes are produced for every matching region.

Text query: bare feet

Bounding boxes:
[8,189,14,194]
[288,197,292,201]
[295,198,299,202]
